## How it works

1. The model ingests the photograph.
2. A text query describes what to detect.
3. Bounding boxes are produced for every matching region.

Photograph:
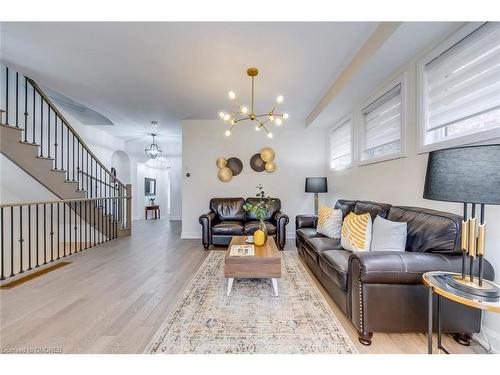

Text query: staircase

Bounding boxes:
[0,65,132,281]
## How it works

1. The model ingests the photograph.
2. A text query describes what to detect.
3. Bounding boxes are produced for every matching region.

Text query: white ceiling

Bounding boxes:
[0,22,378,140]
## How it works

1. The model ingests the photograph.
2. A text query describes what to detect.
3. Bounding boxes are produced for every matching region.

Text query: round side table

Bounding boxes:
[422,271,500,354]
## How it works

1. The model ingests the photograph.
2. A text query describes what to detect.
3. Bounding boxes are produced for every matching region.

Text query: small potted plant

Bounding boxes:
[243,184,274,245]
[149,197,156,205]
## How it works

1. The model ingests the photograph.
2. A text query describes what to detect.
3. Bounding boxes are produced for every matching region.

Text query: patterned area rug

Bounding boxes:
[146,251,357,354]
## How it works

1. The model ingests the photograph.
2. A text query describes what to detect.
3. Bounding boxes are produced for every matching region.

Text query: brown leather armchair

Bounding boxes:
[296,200,494,346]
[199,197,289,250]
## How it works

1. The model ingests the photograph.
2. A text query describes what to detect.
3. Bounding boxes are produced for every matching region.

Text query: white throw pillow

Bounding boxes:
[316,206,342,239]
[370,216,407,252]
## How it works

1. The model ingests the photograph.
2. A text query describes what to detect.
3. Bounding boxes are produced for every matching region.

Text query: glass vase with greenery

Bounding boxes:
[243,184,274,241]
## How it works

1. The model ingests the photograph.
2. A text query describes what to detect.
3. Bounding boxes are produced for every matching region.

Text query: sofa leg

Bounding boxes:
[452,333,471,346]
[203,245,210,251]
[358,332,373,346]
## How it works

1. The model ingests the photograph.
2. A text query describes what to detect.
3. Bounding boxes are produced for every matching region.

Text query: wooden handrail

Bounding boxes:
[27,78,127,189]
[0,195,132,208]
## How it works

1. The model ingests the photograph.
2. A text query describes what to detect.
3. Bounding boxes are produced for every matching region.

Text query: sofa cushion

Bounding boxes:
[296,228,324,244]
[210,198,246,221]
[212,221,244,235]
[354,201,391,221]
[318,250,352,291]
[244,221,276,235]
[245,198,281,221]
[387,206,461,254]
[304,237,342,262]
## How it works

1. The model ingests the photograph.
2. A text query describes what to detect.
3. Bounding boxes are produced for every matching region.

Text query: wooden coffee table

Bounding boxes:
[224,236,282,296]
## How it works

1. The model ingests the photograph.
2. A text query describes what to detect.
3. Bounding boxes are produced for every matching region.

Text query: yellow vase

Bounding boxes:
[254,230,266,246]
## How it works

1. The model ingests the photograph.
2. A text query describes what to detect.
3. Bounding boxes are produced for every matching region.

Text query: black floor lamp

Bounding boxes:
[305,177,328,215]
[423,144,500,300]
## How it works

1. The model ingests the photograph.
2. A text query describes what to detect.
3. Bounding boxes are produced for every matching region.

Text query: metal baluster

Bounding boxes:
[36,204,39,267]
[63,202,66,257]
[69,200,72,254]
[54,116,58,169]
[48,107,51,158]
[15,72,19,128]
[50,203,54,262]
[79,201,83,251]
[32,84,36,144]
[84,200,87,250]
[43,203,47,264]
[61,118,64,171]
[0,207,4,280]
[19,206,23,273]
[28,205,32,270]
[24,77,28,142]
[72,134,76,181]
[57,202,60,260]
[74,202,77,252]
[66,127,69,180]
[10,207,14,277]
[77,141,80,189]
[40,96,44,157]
[5,66,9,125]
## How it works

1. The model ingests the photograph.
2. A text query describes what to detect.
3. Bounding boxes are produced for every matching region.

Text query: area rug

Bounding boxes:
[146,251,357,354]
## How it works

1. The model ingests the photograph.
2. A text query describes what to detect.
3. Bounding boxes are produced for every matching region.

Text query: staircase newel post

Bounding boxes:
[126,184,132,236]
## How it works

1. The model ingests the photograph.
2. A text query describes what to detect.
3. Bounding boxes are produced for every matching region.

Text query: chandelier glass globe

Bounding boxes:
[145,134,162,159]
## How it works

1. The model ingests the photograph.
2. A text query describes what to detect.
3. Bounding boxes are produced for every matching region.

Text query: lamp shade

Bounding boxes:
[305,177,328,193]
[423,144,500,205]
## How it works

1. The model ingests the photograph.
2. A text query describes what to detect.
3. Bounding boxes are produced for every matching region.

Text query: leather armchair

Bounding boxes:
[199,197,289,250]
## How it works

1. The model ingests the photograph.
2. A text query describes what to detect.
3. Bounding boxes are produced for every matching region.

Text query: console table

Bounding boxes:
[423,271,500,354]
[145,205,160,220]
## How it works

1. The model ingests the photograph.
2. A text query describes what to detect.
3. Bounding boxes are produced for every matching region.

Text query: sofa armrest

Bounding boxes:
[273,211,290,250]
[348,251,495,285]
[295,214,318,229]
[199,211,217,249]
[198,211,216,225]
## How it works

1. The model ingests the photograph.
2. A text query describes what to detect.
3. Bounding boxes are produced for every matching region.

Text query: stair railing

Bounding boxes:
[0,193,132,281]
[1,65,127,201]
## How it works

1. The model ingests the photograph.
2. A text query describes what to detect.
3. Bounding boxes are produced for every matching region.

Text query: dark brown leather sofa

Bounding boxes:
[199,197,289,250]
[296,199,494,346]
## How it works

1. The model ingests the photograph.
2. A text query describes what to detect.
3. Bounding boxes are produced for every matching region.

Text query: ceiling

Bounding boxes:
[0,22,378,140]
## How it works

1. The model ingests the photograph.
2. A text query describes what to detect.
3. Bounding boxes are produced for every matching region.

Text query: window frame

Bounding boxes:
[357,73,408,166]
[417,22,500,153]
[328,114,353,172]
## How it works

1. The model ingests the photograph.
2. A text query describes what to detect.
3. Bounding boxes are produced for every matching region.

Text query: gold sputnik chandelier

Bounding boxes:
[218,67,289,139]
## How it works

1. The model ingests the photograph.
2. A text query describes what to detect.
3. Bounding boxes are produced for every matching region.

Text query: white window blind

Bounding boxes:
[423,22,500,146]
[330,118,352,170]
[361,84,402,161]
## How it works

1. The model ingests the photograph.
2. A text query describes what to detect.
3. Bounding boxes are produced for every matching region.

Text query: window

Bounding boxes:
[418,22,500,151]
[360,80,404,163]
[329,116,352,170]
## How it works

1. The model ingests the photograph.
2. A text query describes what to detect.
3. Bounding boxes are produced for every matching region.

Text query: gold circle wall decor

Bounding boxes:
[216,158,227,169]
[265,161,276,173]
[217,167,233,182]
[260,147,275,163]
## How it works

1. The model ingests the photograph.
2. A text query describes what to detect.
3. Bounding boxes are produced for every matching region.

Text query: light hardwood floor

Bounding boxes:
[0,219,486,354]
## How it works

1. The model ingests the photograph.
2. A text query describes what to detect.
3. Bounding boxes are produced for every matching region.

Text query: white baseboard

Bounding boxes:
[181,231,200,239]
[169,216,182,221]
[474,326,500,353]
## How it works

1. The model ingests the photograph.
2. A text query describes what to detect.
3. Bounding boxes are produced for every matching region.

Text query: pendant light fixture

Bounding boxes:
[218,67,289,138]
[145,133,162,159]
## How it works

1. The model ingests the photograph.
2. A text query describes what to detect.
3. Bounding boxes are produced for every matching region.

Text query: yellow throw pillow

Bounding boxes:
[341,212,372,251]
[317,206,342,238]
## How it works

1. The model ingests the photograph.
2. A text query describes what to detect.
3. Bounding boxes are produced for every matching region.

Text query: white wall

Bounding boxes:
[325,55,500,351]
[181,119,326,239]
